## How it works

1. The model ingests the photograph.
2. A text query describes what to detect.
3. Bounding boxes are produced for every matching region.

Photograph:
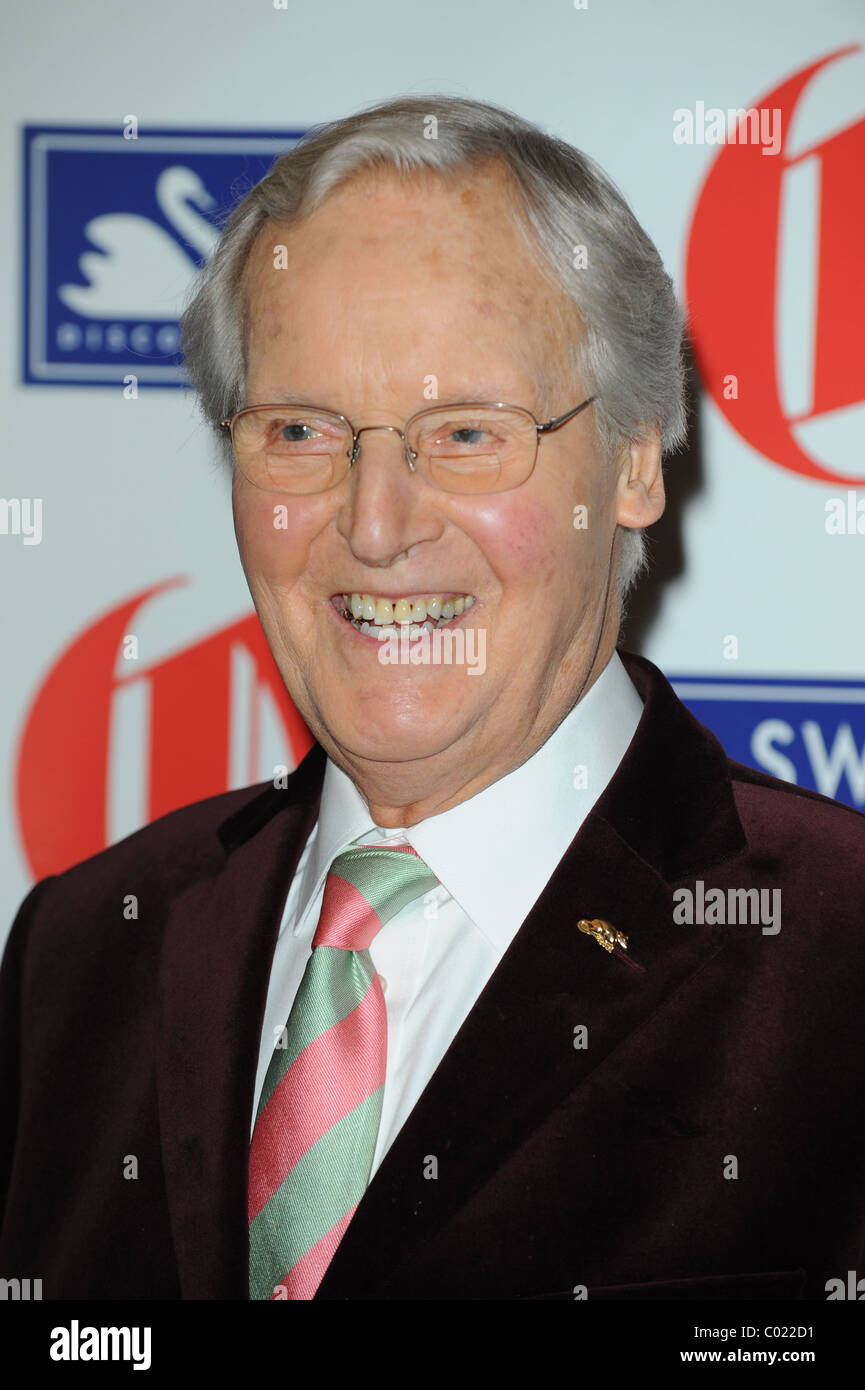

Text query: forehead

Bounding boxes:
[241,161,581,398]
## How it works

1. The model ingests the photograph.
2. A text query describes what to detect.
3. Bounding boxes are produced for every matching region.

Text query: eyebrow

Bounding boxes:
[251,388,528,410]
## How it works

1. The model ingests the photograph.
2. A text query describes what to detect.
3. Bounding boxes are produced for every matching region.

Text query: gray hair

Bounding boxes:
[180,93,687,594]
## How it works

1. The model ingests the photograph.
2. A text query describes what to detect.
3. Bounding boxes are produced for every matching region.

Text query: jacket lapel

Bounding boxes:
[156,745,325,1299]
[315,652,748,1298]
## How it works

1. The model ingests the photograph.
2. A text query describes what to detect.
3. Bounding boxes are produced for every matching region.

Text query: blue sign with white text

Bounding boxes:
[673,675,865,812]
[23,124,305,387]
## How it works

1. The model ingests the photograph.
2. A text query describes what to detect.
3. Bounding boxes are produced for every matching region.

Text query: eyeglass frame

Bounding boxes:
[218,395,597,492]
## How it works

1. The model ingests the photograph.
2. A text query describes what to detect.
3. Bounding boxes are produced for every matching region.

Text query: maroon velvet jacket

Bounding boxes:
[2,651,864,1300]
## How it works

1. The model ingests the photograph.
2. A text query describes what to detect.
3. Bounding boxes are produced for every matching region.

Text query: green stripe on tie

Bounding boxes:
[256,948,376,1118]
[333,848,438,921]
[248,1088,383,1301]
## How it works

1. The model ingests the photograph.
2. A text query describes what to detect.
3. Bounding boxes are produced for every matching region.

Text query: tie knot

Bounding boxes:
[312,844,438,951]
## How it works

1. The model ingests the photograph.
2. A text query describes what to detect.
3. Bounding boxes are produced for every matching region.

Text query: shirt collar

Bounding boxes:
[294,651,643,951]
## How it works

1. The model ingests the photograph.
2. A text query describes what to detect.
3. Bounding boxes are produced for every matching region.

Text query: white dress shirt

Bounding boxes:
[252,651,644,1178]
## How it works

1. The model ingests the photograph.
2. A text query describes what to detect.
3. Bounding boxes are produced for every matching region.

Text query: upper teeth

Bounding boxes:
[342,592,475,626]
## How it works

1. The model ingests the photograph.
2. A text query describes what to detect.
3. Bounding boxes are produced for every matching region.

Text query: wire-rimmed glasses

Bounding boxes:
[219,396,596,495]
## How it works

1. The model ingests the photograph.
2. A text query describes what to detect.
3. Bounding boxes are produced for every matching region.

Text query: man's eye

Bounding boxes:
[280,423,319,443]
[449,428,488,447]
[433,423,498,450]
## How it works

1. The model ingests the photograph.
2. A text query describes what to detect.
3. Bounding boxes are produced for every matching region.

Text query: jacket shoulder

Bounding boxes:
[57,779,274,888]
[6,744,325,946]
[727,756,865,872]
[729,754,865,821]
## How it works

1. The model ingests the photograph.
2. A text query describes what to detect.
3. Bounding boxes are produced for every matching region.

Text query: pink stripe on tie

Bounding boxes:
[314,846,427,950]
[314,874,384,950]
[270,1206,358,1301]
[248,976,386,1222]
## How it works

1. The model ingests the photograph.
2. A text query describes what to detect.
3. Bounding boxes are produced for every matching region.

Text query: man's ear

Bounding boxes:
[614,426,665,529]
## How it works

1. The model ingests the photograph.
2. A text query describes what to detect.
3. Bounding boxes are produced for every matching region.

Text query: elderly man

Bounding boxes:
[2,95,864,1303]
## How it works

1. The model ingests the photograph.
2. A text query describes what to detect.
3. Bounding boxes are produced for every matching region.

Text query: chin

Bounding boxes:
[320,698,470,767]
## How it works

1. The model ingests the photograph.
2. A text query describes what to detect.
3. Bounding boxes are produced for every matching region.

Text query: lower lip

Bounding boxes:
[326,597,475,645]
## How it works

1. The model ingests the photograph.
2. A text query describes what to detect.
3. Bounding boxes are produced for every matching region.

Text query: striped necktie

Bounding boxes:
[248,843,438,1301]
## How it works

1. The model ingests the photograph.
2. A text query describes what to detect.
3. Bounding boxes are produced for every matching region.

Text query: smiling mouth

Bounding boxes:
[333,591,476,640]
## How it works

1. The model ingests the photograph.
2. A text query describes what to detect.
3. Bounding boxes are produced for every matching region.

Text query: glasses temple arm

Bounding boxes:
[537,395,597,435]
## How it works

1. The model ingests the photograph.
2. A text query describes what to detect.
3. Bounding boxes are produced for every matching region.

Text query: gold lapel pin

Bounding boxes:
[577,919,630,954]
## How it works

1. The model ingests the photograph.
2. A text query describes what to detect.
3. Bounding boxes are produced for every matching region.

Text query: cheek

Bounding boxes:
[232,483,324,585]
[463,494,587,590]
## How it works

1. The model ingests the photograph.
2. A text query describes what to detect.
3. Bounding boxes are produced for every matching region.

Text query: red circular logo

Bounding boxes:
[686,46,865,485]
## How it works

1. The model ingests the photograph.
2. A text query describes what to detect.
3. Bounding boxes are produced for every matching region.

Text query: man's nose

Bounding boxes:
[337,427,438,568]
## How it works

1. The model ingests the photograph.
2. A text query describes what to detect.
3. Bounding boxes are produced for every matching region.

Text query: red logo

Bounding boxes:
[15,579,313,880]
[686,46,865,484]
